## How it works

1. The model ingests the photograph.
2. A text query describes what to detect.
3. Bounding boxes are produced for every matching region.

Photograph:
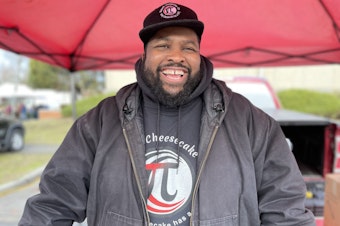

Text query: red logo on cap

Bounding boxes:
[159,3,181,19]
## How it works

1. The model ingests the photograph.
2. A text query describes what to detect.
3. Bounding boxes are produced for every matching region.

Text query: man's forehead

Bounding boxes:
[150,26,200,42]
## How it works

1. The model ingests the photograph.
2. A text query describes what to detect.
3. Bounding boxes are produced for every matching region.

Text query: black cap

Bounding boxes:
[139,3,204,44]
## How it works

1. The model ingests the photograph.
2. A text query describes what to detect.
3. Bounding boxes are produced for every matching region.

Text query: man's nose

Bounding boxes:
[167,48,185,62]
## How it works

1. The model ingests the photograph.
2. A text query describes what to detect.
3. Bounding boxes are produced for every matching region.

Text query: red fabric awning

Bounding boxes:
[0,0,339,71]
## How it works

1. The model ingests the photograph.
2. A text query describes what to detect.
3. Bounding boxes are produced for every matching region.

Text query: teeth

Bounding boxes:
[163,69,184,76]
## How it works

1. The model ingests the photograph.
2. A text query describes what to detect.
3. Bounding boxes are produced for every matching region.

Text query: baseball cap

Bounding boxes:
[139,2,204,44]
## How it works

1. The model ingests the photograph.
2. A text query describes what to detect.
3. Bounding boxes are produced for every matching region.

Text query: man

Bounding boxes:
[19,3,316,226]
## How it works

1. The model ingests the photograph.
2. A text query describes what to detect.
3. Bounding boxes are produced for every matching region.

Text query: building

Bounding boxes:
[105,65,340,93]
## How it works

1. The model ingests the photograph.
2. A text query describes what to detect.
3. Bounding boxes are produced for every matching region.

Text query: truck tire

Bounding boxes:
[8,129,24,151]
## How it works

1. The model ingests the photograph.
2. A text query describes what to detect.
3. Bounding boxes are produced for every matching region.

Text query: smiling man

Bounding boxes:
[19,3,316,226]
[141,26,202,106]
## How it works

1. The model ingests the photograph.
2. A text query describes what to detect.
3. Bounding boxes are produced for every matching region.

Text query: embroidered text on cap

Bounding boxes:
[159,3,181,19]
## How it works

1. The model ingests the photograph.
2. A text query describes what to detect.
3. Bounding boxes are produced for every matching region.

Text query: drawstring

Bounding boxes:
[155,102,160,163]
[176,106,181,171]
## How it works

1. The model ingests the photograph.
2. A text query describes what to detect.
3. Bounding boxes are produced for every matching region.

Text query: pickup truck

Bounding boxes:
[224,76,340,226]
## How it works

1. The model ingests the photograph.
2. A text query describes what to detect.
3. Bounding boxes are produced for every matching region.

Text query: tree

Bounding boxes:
[28,60,69,90]
[76,71,105,96]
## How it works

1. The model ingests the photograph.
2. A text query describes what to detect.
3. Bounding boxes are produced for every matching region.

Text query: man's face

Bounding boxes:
[142,26,202,106]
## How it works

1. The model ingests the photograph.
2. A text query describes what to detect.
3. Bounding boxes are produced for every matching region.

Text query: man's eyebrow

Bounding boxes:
[151,36,169,42]
[183,40,199,46]
[152,37,198,46]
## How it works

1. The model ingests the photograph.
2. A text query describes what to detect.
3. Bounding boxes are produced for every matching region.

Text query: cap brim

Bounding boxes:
[139,19,204,44]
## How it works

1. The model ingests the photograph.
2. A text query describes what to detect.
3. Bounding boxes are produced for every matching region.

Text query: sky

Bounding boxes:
[0,49,30,80]
[0,49,11,67]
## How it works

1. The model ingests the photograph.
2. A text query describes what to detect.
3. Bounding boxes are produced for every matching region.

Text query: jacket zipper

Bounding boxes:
[190,125,220,226]
[123,128,150,226]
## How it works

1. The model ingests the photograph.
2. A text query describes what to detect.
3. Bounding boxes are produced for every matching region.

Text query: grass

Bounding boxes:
[278,89,340,119]
[1,92,108,188]
[0,153,52,185]
[61,92,114,118]
[0,117,74,188]
[23,118,74,144]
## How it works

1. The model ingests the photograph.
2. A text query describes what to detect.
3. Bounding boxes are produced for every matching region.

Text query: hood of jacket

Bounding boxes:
[115,77,233,130]
[134,55,214,106]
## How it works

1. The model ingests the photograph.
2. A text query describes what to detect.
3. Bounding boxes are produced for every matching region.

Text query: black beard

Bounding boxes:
[142,64,201,107]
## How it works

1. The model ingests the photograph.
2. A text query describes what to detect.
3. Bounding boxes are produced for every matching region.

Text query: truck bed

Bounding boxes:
[263,108,331,216]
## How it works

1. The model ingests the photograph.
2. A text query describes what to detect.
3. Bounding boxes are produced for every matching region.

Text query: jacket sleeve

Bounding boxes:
[18,113,98,225]
[253,114,316,226]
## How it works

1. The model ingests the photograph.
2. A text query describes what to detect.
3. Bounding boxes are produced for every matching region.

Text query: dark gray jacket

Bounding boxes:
[19,79,315,226]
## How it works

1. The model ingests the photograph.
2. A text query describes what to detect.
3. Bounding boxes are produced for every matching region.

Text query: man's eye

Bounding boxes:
[156,44,169,49]
[184,47,197,52]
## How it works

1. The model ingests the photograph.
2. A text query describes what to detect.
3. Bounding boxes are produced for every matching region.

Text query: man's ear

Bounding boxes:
[141,53,146,62]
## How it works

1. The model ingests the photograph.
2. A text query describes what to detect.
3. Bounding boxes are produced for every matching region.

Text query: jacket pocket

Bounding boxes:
[197,214,238,226]
[102,211,144,226]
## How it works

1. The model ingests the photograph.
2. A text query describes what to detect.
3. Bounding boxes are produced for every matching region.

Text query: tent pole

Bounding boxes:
[70,73,77,121]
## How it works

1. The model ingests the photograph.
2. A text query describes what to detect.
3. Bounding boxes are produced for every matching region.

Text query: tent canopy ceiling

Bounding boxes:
[0,0,339,71]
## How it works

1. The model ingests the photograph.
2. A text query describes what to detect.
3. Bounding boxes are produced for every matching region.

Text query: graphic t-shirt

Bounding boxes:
[143,99,202,226]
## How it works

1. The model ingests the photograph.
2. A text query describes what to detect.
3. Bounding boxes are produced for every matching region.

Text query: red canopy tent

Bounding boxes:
[0,0,339,71]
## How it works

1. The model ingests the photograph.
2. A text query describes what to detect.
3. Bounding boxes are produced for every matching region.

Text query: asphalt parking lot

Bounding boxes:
[0,179,86,226]
[0,144,52,225]
[0,179,39,226]
[0,144,87,225]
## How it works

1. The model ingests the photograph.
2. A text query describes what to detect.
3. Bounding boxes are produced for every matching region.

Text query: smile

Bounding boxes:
[161,67,188,80]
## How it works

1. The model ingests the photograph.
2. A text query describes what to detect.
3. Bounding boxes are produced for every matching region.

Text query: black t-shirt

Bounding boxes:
[143,97,202,226]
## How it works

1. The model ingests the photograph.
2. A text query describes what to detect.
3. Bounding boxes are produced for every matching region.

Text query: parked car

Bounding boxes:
[223,76,340,226]
[0,114,25,151]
